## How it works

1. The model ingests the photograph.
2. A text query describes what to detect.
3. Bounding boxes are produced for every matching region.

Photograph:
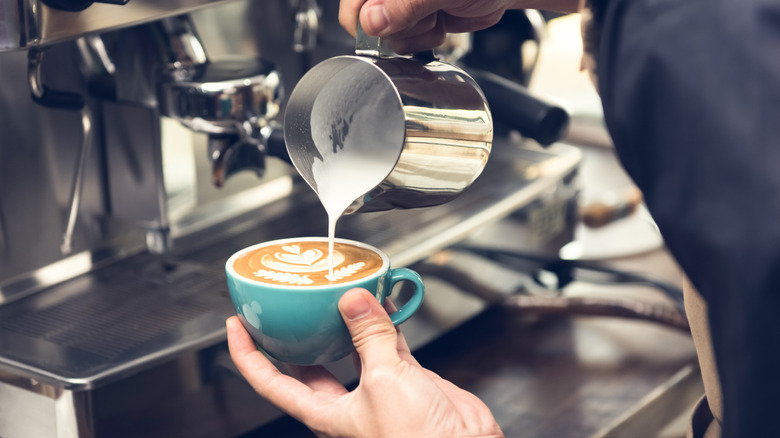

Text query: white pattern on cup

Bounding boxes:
[242,303,262,329]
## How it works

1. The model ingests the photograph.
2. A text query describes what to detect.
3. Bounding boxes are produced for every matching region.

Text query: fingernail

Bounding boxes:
[342,290,372,321]
[364,4,389,35]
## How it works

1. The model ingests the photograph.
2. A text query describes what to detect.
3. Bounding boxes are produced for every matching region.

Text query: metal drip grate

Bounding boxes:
[1,260,232,362]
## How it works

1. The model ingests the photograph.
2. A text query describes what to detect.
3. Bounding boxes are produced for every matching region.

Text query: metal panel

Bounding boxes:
[0,0,243,51]
[0,379,58,438]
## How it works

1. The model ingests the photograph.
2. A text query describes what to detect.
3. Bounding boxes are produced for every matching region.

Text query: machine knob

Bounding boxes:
[42,0,129,12]
[293,0,321,53]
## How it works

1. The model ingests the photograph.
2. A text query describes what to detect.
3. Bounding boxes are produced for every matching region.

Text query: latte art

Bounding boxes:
[260,245,344,273]
[233,241,384,286]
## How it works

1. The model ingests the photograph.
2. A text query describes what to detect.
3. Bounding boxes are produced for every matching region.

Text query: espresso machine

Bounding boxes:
[0,1,581,437]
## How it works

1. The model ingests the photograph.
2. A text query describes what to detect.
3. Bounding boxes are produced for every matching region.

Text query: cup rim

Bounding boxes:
[225,237,389,290]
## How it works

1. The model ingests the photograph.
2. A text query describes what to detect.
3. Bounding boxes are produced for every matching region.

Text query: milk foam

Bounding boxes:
[233,241,383,286]
[259,245,344,273]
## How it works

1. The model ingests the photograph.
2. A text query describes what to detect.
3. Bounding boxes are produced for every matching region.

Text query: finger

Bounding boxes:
[350,298,402,376]
[395,328,421,366]
[382,296,398,314]
[284,364,349,396]
[439,10,505,34]
[350,350,363,376]
[359,0,452,36]
[226,316,319,421]
[389,12,438,39]
[389,29,447,55]
[387,11,446,54]
[339,0,366,36]
[381,298,420,366]
[339,288,403,370]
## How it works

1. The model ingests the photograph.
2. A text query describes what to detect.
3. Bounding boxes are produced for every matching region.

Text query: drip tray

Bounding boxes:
[0,259,232,388]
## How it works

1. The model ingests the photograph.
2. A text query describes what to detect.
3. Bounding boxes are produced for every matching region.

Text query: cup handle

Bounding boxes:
[386,268,425,325]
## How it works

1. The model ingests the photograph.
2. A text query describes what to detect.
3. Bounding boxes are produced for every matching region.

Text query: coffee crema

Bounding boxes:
[233,241,383,286]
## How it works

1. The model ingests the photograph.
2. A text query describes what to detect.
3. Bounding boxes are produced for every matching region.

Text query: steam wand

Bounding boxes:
[28,46,92,255]
[60,107,94,255]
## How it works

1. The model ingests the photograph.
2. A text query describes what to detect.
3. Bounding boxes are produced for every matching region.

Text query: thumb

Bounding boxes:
[339,288,402,369]
[359,0,445,36]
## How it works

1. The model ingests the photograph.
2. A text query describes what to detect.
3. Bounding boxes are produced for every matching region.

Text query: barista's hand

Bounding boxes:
[226,288,504,438]
[338,0,581,54]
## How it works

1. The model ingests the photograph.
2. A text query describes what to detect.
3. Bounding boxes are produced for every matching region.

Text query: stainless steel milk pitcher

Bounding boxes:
[284,21,493,214]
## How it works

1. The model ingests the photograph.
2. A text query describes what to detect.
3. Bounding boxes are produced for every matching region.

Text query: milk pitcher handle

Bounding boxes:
[355,18,437,62]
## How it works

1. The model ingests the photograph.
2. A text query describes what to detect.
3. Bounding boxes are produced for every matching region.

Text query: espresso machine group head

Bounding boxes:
[157,15,284,188]
[0,0,293,304]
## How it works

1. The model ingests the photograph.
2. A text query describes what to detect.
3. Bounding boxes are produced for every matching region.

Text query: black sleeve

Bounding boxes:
[596,0,780,435]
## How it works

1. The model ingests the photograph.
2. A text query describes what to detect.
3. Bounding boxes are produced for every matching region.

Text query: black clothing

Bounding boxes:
[596,0,780,435]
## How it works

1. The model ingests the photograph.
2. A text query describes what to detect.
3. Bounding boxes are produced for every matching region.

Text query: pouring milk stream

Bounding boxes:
[307,62,405,277]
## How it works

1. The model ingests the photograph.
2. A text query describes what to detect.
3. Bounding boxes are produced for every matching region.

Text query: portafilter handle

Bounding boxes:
[209,123,289,188]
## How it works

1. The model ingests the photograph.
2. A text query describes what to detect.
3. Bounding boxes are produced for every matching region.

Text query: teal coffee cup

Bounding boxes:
[225,237,424,365]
